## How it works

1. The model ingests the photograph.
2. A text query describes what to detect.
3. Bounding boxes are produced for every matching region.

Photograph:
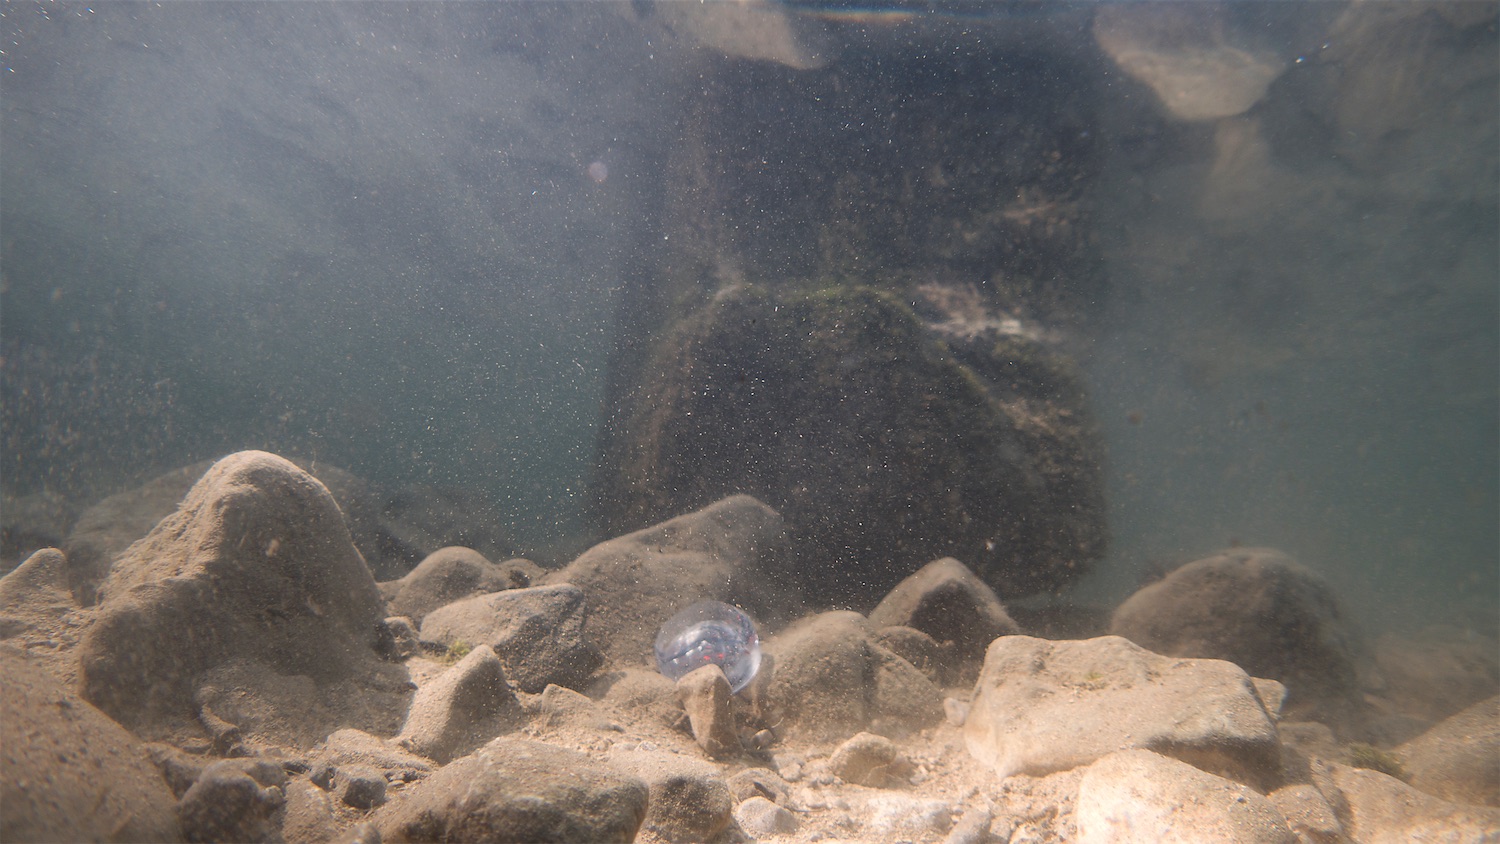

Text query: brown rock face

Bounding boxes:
[0,647,182,843]
[75,451,393,735]
[1109,547,1361,722]
[598,286,1105,608]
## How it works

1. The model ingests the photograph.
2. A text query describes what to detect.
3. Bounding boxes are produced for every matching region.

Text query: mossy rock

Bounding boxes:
[597,283,1104,606]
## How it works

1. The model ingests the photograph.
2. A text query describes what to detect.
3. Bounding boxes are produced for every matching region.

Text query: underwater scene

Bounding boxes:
[1,1,1496,841]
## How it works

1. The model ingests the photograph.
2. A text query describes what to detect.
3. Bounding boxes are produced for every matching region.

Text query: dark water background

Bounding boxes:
[2,2,1495,635]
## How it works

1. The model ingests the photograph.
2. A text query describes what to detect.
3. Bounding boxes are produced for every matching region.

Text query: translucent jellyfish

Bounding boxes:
[653,600,761,693]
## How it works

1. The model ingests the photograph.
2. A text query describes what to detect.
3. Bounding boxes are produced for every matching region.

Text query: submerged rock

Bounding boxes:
[868,556,1021,679]
[418,583,602,694]
[545,494,790,669]
[597,284,1105,608]
[1109,547,1361,723]
[1076,749,1296,844]
[372,738,649,843]
[964,635,1281,789]
[760,610,943,743]
[75,451,404,742]
[1398,696,1500,808]
[382,546,540,625]
[0,646,182,843]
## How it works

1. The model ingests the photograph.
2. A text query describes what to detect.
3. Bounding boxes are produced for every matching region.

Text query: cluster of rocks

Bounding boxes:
[1,450,1496,843]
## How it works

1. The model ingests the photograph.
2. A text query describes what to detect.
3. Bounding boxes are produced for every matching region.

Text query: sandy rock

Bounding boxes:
[373,737,649,843]
[727,767,791,804]
[317,728,434,784]
[0,489,74,575]
[1372,625,1499,722]
[193,654,411,752]
[676,663,741,759]
[178,758,288,844]
[0,546,76,639]
[522,683,622,734]
[610,748,734,843]
[62,460,214,604]
[868,557,1021,673]
[1268,783,1344,843]
[1398,695,1499,807]
[1331,763,1500,843]
[830,731,906,788]
[944,805,993,844]
[76,452,397,738]
[379,615,421,660]
[594,667,684,731]
[965,635,1280,788]
[761,611,943,743]
[382,546,539,623]
[1093,2,1285,121]
[857,793,954,838]
[736,796,800,836]
[419,583,602,693]
[282,778,338,844]
[544,494,790,668]
[872,625,951,685]
[333,764,387,810]
[1109,548,1361,722]
[1076,749,1296,844]
[0,646,182,843]
[397,643,523,764]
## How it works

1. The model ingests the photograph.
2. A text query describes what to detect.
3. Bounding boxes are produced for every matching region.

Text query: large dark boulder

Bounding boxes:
[597,284,1105,606]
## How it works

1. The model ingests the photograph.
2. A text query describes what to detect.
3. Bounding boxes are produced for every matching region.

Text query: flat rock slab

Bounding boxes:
[964,635,1280,787]
[419,583,602,693]
[373,737,649,843]
[1077,749,1296,844]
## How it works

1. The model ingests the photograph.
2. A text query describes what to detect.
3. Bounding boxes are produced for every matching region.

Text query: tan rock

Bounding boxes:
[965,636,1280,787]
[0,646,182,843]
[1398,695,1499,807]
[397,644,522,763]
[675,663,741,759]
[1332,764,1500,842]
[1077,749,1296,843]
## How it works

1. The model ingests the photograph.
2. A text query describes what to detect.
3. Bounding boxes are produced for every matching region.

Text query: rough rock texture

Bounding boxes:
[1268,783,1344,843]
[597,284,1105,608]
[1331,764,1500,842]
[0,646,183,843]
[736,795,800,837]
[868,556,1021,672]
[0,546,77,640]
[418,583,602,693]
[965,636,1281,788]
[676,664,742,759]
[60,458,516,599]
[1076,750,1297,844]
[372,738,649,843]
[829,731,906,788]
[75,451,404,741]
[177,758,288,844]
[381,546,540,624]
[761,610,943,742]
[609,748,734,843]
[1397,695,1499,808]
[1109,548,1361,721]
[545,494,791,667]
[396,644,523,764]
